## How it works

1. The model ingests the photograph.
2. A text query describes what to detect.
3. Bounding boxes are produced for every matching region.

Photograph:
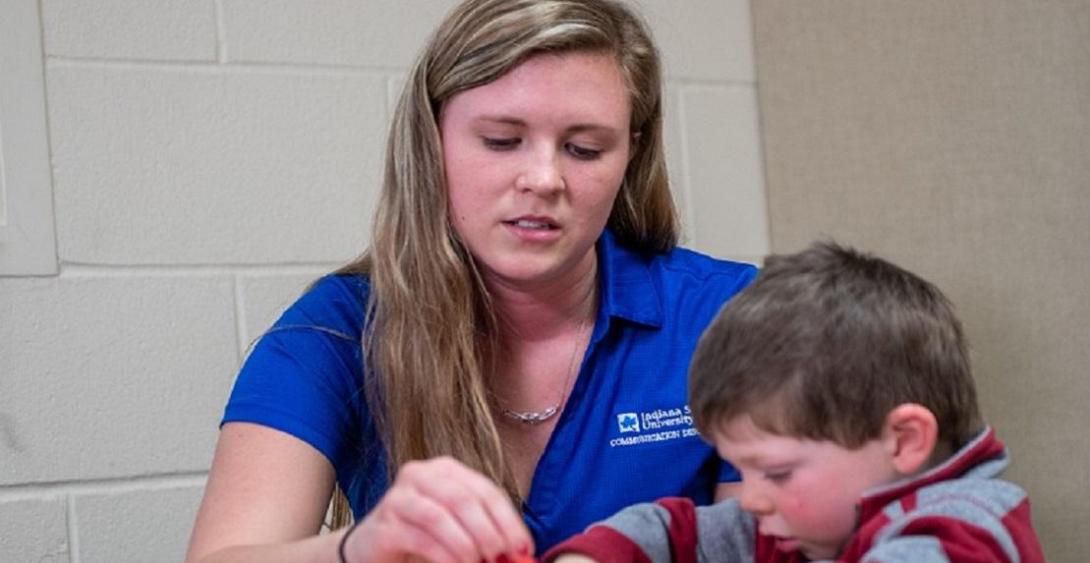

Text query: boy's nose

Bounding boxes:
[738,485,773,515]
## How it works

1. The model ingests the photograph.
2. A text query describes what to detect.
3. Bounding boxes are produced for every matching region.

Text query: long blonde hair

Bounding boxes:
[335,0,677,519]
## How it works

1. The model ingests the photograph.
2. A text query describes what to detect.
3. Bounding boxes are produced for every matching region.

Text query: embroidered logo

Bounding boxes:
[617,412,640,433]
[610,405,700,447]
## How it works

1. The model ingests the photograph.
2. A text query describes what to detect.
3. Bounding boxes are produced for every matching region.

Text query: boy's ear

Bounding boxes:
[882,403,939,476]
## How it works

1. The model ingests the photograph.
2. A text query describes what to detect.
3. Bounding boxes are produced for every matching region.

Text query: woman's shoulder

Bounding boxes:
[270,273,371,343]
[652,245,758,287]
[302,273,371,304]
[600,233,758,309]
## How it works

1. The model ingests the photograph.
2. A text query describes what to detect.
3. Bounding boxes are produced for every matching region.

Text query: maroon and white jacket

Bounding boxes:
[544,428,1043,562]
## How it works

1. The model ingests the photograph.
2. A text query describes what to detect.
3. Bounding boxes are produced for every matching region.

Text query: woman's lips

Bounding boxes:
[504,215,558,229]
[502,217,562,242]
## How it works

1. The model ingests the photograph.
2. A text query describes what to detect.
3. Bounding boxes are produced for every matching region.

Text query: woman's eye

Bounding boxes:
[483,137,520,150]
[566,143,602,160]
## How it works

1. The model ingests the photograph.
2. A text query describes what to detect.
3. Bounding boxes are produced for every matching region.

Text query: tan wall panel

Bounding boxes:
[754,1,1089,560]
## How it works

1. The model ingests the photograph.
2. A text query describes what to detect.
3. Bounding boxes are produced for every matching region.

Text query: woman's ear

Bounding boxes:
[628,131,642,162]
[882,403,939,476]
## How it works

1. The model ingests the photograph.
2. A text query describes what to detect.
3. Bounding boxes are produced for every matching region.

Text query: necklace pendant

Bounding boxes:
[502,404,560,425]
[498,314,590,427]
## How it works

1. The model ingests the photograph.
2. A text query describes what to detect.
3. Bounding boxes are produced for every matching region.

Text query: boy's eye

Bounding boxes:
[566,142,602,160]
[763,470,792,484]
[483,137,520,150]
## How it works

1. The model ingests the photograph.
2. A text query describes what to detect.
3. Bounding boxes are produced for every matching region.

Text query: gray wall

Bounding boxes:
[0,1,766,560]
[753,2,1089,561]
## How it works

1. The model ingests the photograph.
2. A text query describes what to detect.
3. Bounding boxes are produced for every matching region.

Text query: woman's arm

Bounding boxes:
[186,422,339,563]
[187,422,534,563]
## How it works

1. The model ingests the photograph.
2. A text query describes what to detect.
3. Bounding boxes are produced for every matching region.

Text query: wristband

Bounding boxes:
[338,520,362,563]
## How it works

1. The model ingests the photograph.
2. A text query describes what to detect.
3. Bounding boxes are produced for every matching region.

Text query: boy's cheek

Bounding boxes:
[780,496,856,544]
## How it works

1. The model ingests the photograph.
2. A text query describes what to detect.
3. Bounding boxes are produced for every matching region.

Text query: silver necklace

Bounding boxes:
[500,316,589,425]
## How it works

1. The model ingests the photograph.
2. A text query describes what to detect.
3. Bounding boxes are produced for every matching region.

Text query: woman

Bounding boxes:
[186,0,756,561]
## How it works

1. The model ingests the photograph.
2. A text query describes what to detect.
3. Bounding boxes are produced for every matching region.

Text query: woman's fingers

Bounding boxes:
[400,457,533,559]
[346,456,533,563]
[383,482,480,561]
[348,512,463,563]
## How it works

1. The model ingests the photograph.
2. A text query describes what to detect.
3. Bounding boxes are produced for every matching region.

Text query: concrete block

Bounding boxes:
[662,83,693,243]
[681,85,769,260]
[239,272,326,351]
[75,485,204,563]
[42,0,217,61]
[0,498,69,562]
[223,0,459,67]
[635,0,755,82]
[0,276,237,484]
[47,65,384,265]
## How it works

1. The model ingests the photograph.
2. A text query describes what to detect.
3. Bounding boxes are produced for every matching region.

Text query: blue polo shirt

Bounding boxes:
[222,230,757,553]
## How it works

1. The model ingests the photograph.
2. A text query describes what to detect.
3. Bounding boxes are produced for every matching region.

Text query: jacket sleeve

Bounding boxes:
[542,498,755,563]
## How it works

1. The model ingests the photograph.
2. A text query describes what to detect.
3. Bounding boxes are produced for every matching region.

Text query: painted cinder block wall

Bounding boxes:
[0,1,768,561]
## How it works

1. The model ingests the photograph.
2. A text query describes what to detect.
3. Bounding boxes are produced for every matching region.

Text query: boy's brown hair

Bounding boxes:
[689,241,983,450]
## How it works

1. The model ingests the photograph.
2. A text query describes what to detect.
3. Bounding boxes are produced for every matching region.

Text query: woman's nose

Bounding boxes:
[515,149,564,194]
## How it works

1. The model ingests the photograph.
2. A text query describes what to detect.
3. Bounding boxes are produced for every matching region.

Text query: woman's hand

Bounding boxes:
[341,456,534,563]
[187,424,531,563]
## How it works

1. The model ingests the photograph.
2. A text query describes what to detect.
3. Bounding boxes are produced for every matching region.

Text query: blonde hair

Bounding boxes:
[335,0,677,521]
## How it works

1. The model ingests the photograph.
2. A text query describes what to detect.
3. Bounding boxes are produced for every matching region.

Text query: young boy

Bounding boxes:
[544,242,1043,562]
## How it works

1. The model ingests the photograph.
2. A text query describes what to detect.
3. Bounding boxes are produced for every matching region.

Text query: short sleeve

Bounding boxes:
[220,275,370,475]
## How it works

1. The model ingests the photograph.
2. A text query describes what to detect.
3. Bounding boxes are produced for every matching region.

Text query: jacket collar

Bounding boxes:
[857,426,1007,521]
